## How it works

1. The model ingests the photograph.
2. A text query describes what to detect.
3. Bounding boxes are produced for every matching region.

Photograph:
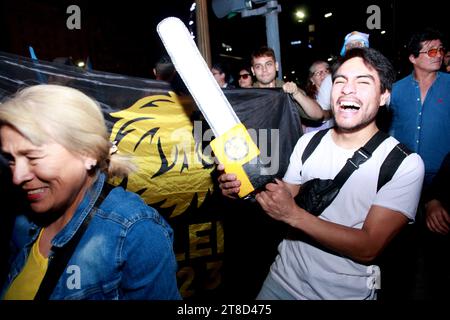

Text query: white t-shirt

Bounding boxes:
[316,74,332,110]
[269,130,424,299]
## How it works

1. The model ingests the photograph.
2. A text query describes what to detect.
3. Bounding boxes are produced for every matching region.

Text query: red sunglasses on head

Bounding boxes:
[419,47,445,58]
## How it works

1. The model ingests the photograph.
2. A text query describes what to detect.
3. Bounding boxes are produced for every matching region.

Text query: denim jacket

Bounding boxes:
[1,173,181,300]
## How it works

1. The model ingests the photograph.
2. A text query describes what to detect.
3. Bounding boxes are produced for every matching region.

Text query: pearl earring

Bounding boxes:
[87,160,97,170]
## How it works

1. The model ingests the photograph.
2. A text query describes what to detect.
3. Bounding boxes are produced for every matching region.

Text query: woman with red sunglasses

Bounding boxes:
[237,66,254,88]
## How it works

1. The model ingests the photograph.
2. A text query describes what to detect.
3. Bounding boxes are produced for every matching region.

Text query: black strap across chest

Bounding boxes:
[34,183,113,300]
[331,130,389,189]
[301,129,411,191]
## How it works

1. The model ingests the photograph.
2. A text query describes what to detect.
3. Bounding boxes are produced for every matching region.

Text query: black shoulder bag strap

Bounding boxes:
[301,129,410,192]
[332,130,390,188]
[301,128,331,164]
[377,142,411,192]
[34,183,114,300]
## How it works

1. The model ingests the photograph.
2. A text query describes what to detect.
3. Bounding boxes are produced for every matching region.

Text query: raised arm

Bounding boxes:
[283,81,328,121]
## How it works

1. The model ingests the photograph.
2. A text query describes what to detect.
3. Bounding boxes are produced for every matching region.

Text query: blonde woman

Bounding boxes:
[0,84,181,300]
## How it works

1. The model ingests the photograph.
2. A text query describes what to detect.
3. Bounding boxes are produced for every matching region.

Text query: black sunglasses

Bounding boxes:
[239,73,251,80]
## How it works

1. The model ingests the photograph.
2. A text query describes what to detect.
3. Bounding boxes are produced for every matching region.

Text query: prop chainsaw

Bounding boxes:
[158,17,266,198]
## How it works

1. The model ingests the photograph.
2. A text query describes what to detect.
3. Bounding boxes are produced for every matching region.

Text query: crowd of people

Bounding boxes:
[0,26,448,300]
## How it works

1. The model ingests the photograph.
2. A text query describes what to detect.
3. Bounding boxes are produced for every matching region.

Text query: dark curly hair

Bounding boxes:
[332,47,395,93]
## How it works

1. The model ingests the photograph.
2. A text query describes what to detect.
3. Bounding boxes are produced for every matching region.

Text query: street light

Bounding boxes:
[295,9,305,22]
[295,10,305,19]
[212,0,283,79]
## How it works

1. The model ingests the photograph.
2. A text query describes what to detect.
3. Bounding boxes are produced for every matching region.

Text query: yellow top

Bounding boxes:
[4,229,48,300]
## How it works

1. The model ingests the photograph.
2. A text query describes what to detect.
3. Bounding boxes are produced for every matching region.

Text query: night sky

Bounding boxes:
[0,0,447,84]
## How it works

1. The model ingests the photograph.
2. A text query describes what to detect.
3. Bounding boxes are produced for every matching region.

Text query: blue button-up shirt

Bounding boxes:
[1,173,181,300]
[390,71,450,186]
